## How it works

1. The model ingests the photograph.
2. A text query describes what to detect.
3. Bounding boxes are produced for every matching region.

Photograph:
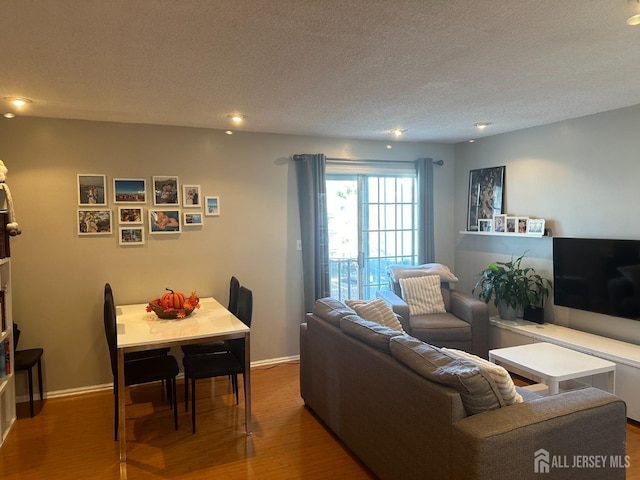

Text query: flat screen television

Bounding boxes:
[553,237,640,320]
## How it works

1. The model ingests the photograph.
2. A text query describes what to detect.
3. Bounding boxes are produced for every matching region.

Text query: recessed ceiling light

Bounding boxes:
[628,1,640,25]
[468,139,476,143]
[3,97,32,107]
[225,130,234,135]
[628,14,640,25]
[3,113,15,119]
[390,128,407,137]
[227,113,247,123]
[474,122,491,130]
[386,144,392,149]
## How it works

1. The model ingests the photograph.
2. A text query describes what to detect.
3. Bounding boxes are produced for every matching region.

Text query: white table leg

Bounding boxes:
[244,332,252,435]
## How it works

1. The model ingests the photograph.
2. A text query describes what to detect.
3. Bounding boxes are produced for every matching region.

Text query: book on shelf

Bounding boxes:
[0,339,5,378]
[4,338,9,375]
[0,290,5,332]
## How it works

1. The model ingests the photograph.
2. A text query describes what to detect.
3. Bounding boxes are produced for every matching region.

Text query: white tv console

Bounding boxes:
[490,317,640,421]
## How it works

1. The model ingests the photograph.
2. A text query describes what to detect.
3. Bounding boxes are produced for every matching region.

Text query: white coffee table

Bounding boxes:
[489,342,615,395]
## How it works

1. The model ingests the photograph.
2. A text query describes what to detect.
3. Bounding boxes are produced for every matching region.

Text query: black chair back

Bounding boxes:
[13,322,20,350]
[228,276,240,315]
[236,286,253,328]
[103,288,118,378]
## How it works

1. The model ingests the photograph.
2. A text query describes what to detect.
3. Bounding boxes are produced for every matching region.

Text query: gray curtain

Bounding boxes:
[294,153,330,313]
[416,158,435,264]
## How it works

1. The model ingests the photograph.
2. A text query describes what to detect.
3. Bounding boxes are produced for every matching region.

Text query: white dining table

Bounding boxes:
[116,296,251,461]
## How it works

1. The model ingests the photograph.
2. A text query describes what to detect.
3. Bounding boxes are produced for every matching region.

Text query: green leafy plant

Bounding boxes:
[473,252,552,313]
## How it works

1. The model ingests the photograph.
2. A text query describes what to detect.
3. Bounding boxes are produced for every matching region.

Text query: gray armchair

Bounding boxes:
[377,266,489,358]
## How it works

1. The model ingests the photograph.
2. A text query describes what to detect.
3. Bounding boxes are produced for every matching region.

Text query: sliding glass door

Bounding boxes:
[327,171,418,301]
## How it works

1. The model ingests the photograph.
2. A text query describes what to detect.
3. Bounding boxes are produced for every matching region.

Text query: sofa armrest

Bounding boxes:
[376,290,411,333]
[450,290,489,358]
[451,388,627,480]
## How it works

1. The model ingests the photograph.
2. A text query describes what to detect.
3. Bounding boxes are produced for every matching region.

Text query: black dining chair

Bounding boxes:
[13,323,44,418]
[182,285,252,433]
[104,283,171,361]
[181,276,240,357]
[103,289,179,440]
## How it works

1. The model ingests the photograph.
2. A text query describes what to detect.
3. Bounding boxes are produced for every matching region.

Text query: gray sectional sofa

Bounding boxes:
[300,297,627,480]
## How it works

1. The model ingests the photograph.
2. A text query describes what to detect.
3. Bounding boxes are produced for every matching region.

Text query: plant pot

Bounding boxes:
[497,300,518,320]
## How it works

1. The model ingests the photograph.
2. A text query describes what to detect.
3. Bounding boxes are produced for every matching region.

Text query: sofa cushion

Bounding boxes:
[390,336,504,415]
[345,298,406,333]
[410,313,472,342]
[340,315,406,352]
[442,348,523,405]
[313,297,356,327]
[399,275,447,315]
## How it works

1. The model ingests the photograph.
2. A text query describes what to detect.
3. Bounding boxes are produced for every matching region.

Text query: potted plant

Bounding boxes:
[473,252,552,320]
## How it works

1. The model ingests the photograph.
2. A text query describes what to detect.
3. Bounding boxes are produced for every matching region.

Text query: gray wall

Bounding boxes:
[454,104,640,345]
[0,116,455,396]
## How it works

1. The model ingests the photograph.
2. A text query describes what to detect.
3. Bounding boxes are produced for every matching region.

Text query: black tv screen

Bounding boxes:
[553,237,640,320]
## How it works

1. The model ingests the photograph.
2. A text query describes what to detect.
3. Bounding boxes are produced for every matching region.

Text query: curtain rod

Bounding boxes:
[327,158,444,165]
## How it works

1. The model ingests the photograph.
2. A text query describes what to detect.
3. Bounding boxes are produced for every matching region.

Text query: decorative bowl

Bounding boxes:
[147,302,195,319]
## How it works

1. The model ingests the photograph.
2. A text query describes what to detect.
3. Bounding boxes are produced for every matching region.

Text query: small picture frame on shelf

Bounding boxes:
[478,219,493,232]
[183,212,203,226]
[506,216,517,233]
[493,214,506,233]
[517,217,529,234]
[527,218,546,236]
[113,178,146,203]
[119,227,145,246]
[78,209,112,235]
[118,207,143,224]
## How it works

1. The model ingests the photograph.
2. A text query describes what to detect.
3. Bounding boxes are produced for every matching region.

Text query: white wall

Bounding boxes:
[454,104,640,344]
[0,116,455,395]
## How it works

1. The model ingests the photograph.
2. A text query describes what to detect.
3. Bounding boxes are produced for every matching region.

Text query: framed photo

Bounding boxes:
[149,209,181,233]
[113,178,146,203]
[478,219,493,232]
[205,196,220,216]
[182,184,201,208]
[466,166,505,231]
[506,216,517,233]
[119,227,145,246]
[493,214,507,233]
[118,207,143,224]
[516,217,529,234]
[78,209,112,235]
[153,176,179,206]
[77,174,107,206]
[527,218,546,236]
[183,211,203,226]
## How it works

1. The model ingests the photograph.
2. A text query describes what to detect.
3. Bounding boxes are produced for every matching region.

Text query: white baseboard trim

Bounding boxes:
[15,355,300,403]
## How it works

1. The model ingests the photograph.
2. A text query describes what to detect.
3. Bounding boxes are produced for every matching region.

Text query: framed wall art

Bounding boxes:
[182,184,201,208]
[506,216,517,233]
[113,178,146,203]
[77,174,107,206]
[183,212,203,226]
[118,207,143,224]
[205,196,220,216]
[78,209,112,235]
[466,166,505,231]
[119,227,145,245]
[153,176,179,206]
[149,209,181,233]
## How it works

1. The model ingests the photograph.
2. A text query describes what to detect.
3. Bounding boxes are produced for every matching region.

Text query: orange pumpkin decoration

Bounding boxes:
[161,288,186,310]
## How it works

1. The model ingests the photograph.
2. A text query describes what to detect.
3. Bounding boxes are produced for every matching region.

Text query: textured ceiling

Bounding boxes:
[2,0,640,143]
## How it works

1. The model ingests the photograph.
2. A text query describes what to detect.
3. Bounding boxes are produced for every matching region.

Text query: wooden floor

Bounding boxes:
[0,362,639,479]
